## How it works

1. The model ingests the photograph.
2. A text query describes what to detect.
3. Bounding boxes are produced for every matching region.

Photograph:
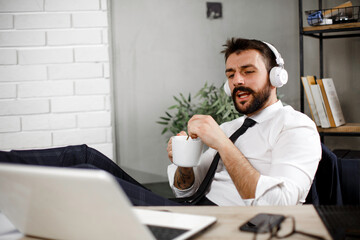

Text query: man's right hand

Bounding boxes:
[167,131,195,190]
[167,131,187,163]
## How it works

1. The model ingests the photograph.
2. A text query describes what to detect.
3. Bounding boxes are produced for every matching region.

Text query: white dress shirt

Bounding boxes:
[167,100,321,206]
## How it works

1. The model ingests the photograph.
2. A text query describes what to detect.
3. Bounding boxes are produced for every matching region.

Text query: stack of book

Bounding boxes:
[301,76,346,128]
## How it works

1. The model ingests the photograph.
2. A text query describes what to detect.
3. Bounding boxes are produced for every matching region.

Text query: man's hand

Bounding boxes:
[167,131,195,190]
[167,131,187,163]
[187,115,230,151]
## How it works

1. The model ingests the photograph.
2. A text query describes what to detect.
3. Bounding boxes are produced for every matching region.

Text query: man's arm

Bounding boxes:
[167,131,195,190]
[187,114,260,199]
[217,139,260,199]
[173,167,194,189]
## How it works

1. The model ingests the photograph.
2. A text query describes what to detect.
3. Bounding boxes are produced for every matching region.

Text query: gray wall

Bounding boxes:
[110,0,360,182]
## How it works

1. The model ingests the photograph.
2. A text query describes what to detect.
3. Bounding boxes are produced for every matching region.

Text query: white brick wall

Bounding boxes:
[0,0,43,12]
[0,65,47,81]
[15,13,71,29]
[0,99,49,115]
[19,48,73,65]
[0,116,20,132]
[0,0,114,160]
[0,31,46,47]
[48,63,103,79]
[75,78,110,95]
[0,84,16,98]
[47,29,102,46]
[45,0,99,11]
[0,49,17,64]
[74,46,109,62]
[0,14,13,29]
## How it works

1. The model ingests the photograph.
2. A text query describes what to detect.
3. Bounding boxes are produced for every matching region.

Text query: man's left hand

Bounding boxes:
[187,115,229,151]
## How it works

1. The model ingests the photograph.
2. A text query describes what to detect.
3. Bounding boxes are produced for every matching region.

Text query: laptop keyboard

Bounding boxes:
[315,205,360,240]
[146,225,188,240]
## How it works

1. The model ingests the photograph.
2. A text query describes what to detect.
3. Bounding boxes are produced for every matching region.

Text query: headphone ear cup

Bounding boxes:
[224,81,231,96]
[269,67,288,88]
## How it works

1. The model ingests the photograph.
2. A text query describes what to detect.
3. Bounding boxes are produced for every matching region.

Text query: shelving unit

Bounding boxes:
[298,0,360,142]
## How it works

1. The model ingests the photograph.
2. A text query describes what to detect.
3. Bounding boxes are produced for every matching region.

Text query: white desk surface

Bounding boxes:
[0,205,331,240]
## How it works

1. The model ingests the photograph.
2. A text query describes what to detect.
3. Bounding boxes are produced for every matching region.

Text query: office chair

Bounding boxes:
[305,143,343,206]
[335,150,360,205]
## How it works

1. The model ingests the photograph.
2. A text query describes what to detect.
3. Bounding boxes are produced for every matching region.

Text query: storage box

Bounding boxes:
[305,6,359,26]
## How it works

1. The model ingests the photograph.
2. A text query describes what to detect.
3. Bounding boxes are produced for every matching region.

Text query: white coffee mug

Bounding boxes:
[172,136,204,167]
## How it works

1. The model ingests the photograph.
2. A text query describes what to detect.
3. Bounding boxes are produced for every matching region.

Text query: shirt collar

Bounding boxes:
[245,100,283,124]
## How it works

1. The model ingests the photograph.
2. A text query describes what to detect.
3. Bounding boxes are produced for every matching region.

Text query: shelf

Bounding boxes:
[317,123,360,135]
[303,22,360,32]
[302,22,360,38]
[299,0,360,142]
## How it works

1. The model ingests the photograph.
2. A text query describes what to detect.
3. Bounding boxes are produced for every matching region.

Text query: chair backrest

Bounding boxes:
[335,150,360,205]
[305,143,343,205]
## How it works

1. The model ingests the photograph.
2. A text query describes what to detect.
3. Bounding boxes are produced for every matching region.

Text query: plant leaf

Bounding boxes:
[216,105,226,115]
[161,128,168,135]
[156,121,168,125]
[173,96,181,103]
[168,104,178,110]
[223,109,231,119]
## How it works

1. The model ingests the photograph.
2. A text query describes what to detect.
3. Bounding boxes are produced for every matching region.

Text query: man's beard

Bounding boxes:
[231,83,271,115]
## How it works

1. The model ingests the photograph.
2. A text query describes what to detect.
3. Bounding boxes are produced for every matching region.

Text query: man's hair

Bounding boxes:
[221,38,278,73]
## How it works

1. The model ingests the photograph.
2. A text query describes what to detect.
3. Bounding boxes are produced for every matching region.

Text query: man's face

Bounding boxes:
[225,49,275,116]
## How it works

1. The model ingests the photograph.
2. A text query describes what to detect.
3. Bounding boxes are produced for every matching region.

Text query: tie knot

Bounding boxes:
[243,118,256,128]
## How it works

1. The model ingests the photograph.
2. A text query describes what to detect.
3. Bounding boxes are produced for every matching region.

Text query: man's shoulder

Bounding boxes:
[276,105,316,128]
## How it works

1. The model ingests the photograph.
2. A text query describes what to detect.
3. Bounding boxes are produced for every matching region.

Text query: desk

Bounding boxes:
[144,205,331,240]
[0,205,331,240]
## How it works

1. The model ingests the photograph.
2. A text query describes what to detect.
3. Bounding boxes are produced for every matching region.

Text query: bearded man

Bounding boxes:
[167,38,321,206]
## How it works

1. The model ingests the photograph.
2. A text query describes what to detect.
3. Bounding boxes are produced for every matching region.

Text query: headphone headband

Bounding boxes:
[262,41,284,67]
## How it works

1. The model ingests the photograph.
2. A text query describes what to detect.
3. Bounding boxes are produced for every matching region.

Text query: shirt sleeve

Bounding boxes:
[251,113,322,206]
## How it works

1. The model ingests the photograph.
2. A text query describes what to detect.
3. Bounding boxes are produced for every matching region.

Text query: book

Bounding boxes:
[320,78,346,127]
[317,79,336,127]
[323,1,353,18]
[310,84,331,128]
[306,75,316,86]
[301,76,321,126]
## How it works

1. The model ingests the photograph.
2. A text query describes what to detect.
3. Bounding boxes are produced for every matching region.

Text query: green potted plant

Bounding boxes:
[157,82,241,136]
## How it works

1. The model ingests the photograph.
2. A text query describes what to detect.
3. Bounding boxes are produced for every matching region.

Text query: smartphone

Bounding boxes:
[239,213,285,233]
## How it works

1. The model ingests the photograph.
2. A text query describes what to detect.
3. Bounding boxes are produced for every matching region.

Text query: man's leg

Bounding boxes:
[0,145,181,206]
[75,163,182,206]
[0,145,144,188]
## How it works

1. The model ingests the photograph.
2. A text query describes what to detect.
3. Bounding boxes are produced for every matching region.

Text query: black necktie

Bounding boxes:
[171,117,257,205]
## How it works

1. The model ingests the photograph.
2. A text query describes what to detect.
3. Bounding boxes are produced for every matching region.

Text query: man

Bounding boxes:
[0,38,321,206]
[167,38,321,206]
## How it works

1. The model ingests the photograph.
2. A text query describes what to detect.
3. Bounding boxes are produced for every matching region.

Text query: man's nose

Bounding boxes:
[233,72,245,85]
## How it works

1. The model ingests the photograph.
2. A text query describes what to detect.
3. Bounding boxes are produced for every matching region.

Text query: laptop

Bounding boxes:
[0,163,216,240]
[315,205,360,240]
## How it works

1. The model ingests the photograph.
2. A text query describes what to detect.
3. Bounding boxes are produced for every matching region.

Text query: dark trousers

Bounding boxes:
[0,145,183,206]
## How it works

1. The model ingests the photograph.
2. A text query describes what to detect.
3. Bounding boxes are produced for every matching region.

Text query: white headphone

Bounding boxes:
[224,41,288,96]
